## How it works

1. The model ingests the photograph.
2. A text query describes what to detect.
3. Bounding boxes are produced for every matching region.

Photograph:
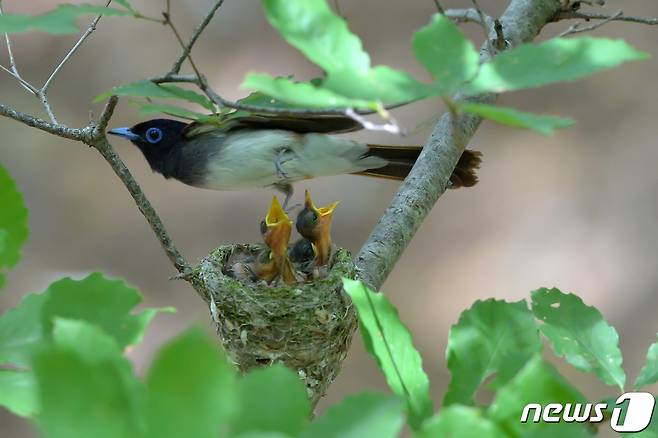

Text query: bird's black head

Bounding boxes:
[108,119,188,176]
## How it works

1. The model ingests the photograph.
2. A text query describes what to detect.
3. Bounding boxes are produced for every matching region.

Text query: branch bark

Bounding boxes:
[355,0,562,290]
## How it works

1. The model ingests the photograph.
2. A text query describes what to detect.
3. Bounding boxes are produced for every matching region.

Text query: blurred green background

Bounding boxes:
[1,0,657,436]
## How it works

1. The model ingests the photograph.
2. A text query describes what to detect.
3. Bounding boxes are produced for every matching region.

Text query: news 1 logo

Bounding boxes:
[520,392,655,432]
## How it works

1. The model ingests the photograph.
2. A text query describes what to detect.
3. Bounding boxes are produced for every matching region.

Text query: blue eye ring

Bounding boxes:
[145,127,163,144]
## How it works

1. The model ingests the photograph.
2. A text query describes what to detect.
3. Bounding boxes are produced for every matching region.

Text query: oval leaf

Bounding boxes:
[146,328,237,438]
[531,287,626,391]
[635,334,658,389]
[460,103,575,135]
[488,356,590,437]
[413,13,480,94]
[0,4,134,35]
[0,164,28,288]
[416,405,504,438]
[342,278,433,429]
[444,299,542,406]
[464,37,648,95]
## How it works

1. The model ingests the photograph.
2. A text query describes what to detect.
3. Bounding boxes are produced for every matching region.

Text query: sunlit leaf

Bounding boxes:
[0,164,28,288]
[261,0,369,74]
[342,278,433,429]
[0,370,37,417]
[300,393,404,438]
[413,13,480,94]
[242,74,375,109]
[460,103,575,135]
[464,37,649,95]
[531,288,625,391]
[443,299,542,406]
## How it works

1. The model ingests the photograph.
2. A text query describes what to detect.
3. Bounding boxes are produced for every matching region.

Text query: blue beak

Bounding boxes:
[108,127,141,141]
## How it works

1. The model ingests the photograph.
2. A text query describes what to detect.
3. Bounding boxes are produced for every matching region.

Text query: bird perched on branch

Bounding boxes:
[108,112,482,207]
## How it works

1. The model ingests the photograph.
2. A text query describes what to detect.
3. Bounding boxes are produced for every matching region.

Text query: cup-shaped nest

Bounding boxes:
[191,244,358,407]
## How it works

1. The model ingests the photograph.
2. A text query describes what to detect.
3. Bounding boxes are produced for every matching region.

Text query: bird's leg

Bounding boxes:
[274,149,290,181]
[272,182,294,210]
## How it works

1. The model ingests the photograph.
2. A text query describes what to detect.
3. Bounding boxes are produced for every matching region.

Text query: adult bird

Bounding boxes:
[108,112,482,207]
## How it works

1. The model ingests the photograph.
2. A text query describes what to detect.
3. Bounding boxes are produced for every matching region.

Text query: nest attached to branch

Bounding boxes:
[191,244,358,407]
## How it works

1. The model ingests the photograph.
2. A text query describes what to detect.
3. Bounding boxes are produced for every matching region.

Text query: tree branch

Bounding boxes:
[355,0,563,290]
[168,0,225,75]
[553,10,657,26]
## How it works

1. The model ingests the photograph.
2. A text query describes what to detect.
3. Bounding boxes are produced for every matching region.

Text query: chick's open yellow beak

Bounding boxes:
[264,196,292,257]
[266,196,292,228]
[304,190,339,218]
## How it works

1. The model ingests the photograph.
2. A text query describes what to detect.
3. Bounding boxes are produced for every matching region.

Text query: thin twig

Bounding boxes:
[0,1,37,94]
[432,0,445,14]
[553,10,657,26]
[345,108,402,135]
[471,0,495,55]
[169,0,225,75]
[443,8,495,30]
[42,0,113,93]
[559,9,623,36]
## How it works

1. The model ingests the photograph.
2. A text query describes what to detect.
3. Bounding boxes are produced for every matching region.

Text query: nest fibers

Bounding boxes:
[192,244,358,407]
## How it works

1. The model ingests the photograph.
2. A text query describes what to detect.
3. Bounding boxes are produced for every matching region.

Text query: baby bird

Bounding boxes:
[233,196,297,284]
[295,190,339,267]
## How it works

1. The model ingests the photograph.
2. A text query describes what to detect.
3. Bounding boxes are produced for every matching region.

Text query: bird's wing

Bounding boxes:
[183,111,362,138]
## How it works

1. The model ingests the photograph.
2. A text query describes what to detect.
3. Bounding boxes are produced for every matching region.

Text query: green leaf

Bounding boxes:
[488,356,589,438]
[236,90,304,109]
[323,67,431,104]
[242,74,375,109]
[146,328,237,438]
[443,299,542,406]
[0,370,37,417]
[0,164,28,288]
[531,287,625,391]
[460,103,575,135]
[134,103,215,122]
[412,13,480,94]
[342,278,433,429]
[33,322,146,438]
[464,37,649,95]
[96,80,215,111]
[0,272,170,368]
[636,334,658,388]
[261,0,370,74]
[415,405,505,438]
[256,0,430,107]
[0,4,134,35]
[300,393,404,438]
[230,364,309,436]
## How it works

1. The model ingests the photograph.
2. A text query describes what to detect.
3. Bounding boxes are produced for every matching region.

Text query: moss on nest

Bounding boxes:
[191,244,358,407]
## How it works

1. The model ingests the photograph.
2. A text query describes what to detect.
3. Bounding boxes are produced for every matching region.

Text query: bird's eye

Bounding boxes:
[311,211,319,222]
[145,127,163,144]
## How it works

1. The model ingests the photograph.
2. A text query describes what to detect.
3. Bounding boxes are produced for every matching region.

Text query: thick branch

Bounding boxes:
[355,0,562,290]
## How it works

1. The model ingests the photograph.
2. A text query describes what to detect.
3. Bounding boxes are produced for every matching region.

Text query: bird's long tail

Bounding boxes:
[357,145,482,189]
